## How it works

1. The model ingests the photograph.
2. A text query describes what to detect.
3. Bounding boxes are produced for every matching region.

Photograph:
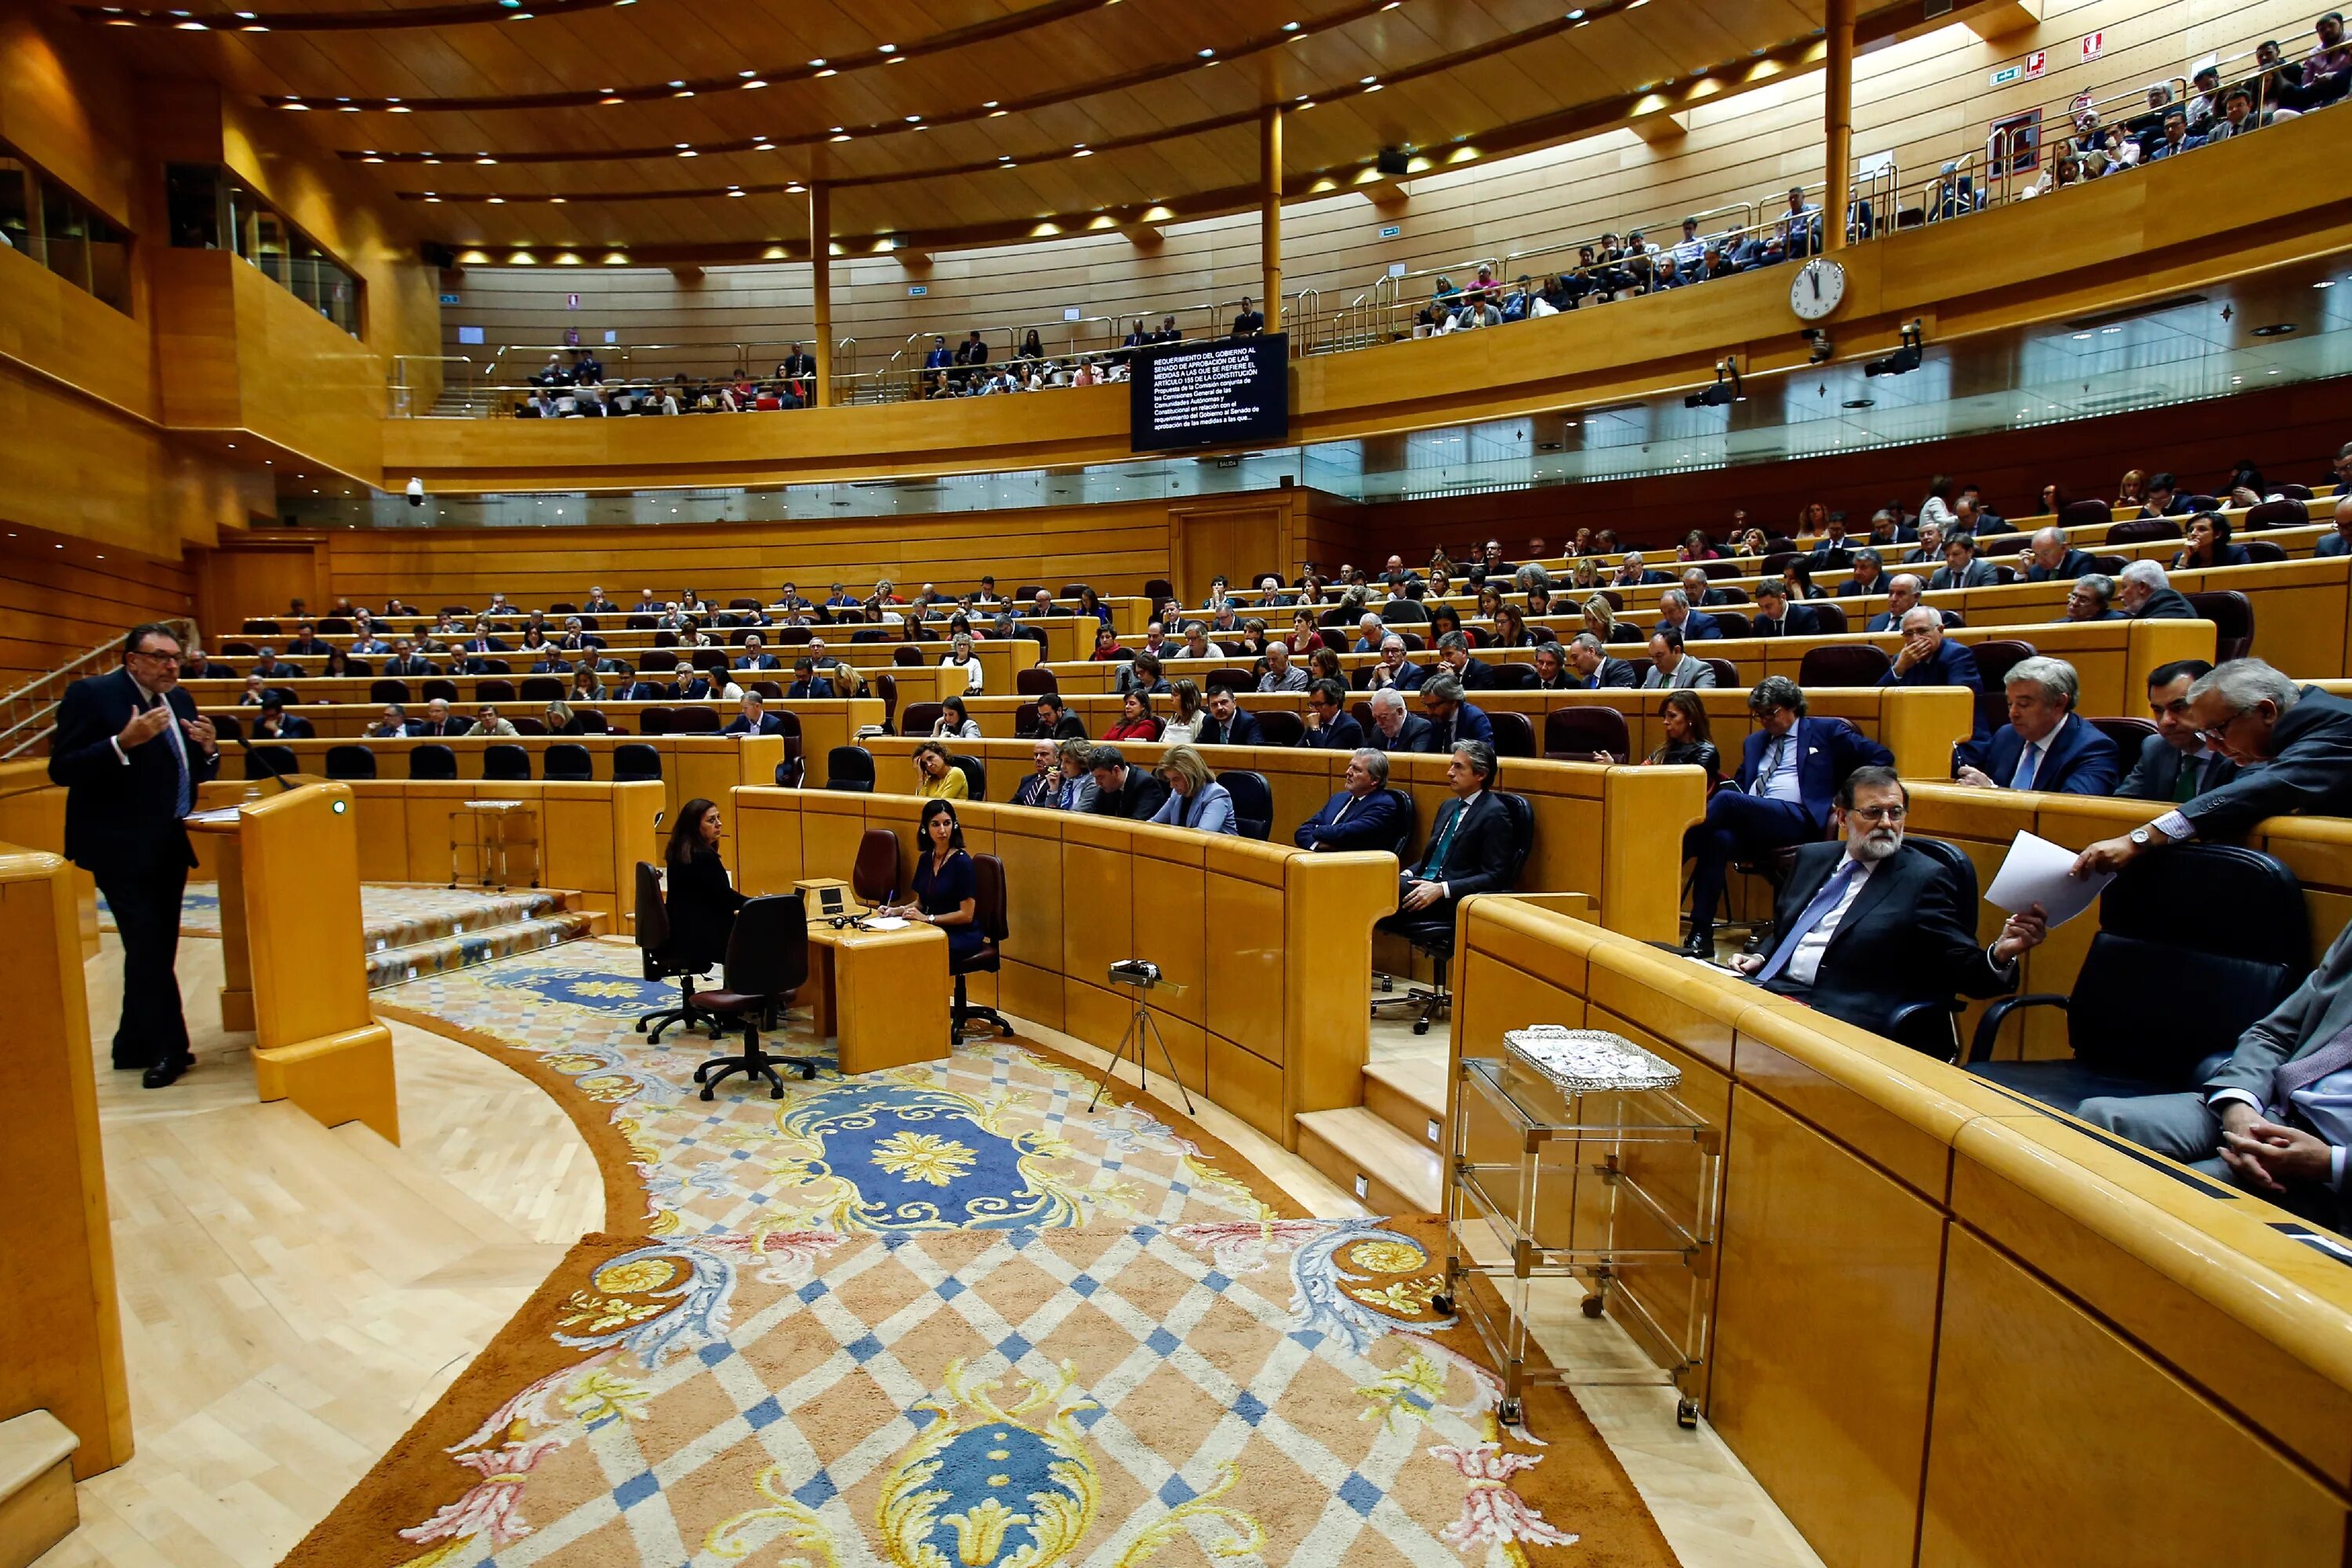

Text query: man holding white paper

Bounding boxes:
[1732,766,2048,1044]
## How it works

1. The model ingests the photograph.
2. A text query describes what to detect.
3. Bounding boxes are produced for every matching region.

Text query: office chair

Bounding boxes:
[633,861,720,1044]
[1373,792,1534,1033]
[826,746,877,792]
[852,829,900,909]
[951,854,1015,1044]
[692,895,819,1099]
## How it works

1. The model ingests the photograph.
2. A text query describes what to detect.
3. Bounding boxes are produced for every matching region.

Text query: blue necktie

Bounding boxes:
[1425,803,1465,877]
[2013,741,2042,792]
[1753,859,1861,985]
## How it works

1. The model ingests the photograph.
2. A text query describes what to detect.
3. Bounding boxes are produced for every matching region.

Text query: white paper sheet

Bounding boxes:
[1984,829,2113,927]
[184,806,241,826]
[863,916,911,931]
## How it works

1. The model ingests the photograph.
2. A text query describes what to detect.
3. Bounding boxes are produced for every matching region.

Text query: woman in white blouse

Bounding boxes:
[930,695,983,739]
[939,632,984,693]
[1156,678,1207,744]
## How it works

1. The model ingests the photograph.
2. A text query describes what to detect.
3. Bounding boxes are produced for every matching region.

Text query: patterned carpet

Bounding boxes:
[284,941,1676,1566]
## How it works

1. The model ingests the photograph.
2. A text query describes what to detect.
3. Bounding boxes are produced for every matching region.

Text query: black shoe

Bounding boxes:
[1678,928,1715,959]
[142,1058,186,1090]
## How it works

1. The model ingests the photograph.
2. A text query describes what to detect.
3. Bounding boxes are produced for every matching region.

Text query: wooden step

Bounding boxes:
[1363,1056,1450,1151]
[1294,1108,1443,1215]
[0,1411,78,1568]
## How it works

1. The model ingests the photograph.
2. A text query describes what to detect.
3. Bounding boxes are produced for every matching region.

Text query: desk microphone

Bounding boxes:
[235,734,298,792]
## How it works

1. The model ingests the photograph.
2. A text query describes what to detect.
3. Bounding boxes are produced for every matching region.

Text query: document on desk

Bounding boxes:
[184,806,241,826]
[864,916,911,931]
[1984,829,2112,927]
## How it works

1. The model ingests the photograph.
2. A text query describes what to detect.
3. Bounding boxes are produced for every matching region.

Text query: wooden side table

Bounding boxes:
[803,920,950,1075]
[448,799,539,891]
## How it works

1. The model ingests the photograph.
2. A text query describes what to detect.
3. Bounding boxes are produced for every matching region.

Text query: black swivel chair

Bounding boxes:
[543,742,594,780]
[826,746,877,792]
[951,854,1015,1044]
[692,895,821,1099]
[1373,792,1535,1033]
[245,744,299,781]
[1881,837,1983,1060]
[612,742,662,781]
[1965,846,2309,1109]
[632,861,719,1044]
[1218,770,1274,840]
[948,753,986,800]
[482,743,532,780]
[324,744,376,779]
[410,743,459,780]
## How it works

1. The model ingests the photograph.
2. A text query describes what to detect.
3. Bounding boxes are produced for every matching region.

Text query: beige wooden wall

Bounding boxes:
[437,0,2310,377]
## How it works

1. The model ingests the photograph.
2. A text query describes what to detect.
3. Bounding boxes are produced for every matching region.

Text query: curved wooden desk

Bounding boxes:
[1450,895,2352,1568]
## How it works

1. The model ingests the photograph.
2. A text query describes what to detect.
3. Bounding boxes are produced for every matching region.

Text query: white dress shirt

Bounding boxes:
[1784,853,1878,987]
[1751,732,1804,804]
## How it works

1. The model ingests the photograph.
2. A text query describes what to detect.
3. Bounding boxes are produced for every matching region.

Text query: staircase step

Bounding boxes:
[1364,1057,1450,1150]
[367,912,595,989]
[1295,1108,1444,1215]
[0,1410,78,1568]
[361,886,573,955]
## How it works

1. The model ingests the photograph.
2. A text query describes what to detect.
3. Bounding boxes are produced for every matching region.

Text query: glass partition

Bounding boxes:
[166,161,362,337]
[0,140,131,314]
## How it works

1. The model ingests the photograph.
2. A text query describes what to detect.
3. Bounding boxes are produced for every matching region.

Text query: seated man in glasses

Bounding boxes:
[1732,764,2048,1044]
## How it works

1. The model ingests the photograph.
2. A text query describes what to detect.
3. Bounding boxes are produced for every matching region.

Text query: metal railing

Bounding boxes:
[2,618,199,760]
[396,27,2331,417]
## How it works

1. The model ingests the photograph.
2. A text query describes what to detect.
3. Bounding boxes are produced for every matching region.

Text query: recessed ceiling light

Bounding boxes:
[2252,322,2298,336]
[906,114,922,122]
[832,132,852,141]
[1566,7,1584,16]
[2100,325,2122,333]
[2071,332,2092,340]
[808,57,825,66]
[2316,279,2338,289]
[742,79,767,89]
[1198,47,1214,57]
[1361,74,1377,83]
[1842,398,1874,408]
[1282,20,1300,29]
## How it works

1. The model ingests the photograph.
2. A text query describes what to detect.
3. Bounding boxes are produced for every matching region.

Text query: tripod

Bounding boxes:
[1088,976,1195,1116]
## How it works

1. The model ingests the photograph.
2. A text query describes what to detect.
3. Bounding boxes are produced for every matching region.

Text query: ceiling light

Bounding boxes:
[2315,279,2337,289]
[906,114,922,122]
[1198,47,1214,57]
[2252,322,2298,336]
[668,79,684,87]
[1282,19,1300,29]
[816,67,836,76]
[1566,7,1584,16]
[739,69,757,77]
[476,155,497,164]
[808,57,825,66]
[878,42,896,52]
[487,196,504,203]
[550,196,567,203]
[599,94,622,103]
[742,79,767,89]
[832,132,852,141]
[1361,74,1377,83]
[989,107,1007,116]
[2100,325,2122,333]
[388,102,410,111]
[1364,82,1383,90]
[2071,332,2092,340]
[728,187,745,195]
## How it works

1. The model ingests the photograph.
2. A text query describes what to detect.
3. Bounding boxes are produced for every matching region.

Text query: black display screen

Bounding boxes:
[1129,333,1290,452]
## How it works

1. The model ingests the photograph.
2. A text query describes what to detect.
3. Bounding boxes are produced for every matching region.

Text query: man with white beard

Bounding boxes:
[1729,765,2049,1044]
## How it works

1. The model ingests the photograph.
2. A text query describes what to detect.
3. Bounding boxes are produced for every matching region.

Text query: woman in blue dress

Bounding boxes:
[883,799,983,962]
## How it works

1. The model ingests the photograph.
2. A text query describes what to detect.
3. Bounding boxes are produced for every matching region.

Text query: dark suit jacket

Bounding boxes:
[462,637,510,654]
[382,656,440,677]
[1193,710,1262,746]
[1371,713,1435,753]
[1410,792,1516,906]
[1806,543,1854,568]
[1355,662,1429,691]
[734,654,782,670]
[2024,550,2097,583]
[1093,769,1171,820]
[1453,657,1500,690]
[249,661,303,681]
[1759,841,2016,1037]
[1955,715,2121,793]
[1879,639,1982,695]
[665,847,745,971]
[1732,717,1895,830]
[2179,687,2352,840]
[1751,604,1820,638]
[1835,575,1884,597]
[1035,712,1091,741]
[47,669,221,873]
[412,717,474,737]
[1301,713,1368,750]
[1295,788,1410,852]
[621,681,668,702]
[2116,735,2239,802]
[254,713,315,739]
[1567,659,1641,690]
[1421,704,1494,752]
[786,678,837,700]
[1926,562,2001,590]
[671,679,716,701]
[529,658,573,674]
[723,714,785,735]
[1655,612,1722,641]
[2130,587,2199,620]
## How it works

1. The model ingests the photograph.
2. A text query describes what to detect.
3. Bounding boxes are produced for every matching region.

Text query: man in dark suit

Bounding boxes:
[371,703,415,739]
[1678,568,1736,609]
[722,693,785,735]
[1748,584,1820,638]
[1611,552,1672,588]
[1417,673,1494,752]
[582,586,621,614]
[2079,915,2352,1228]
[1836,550,1886,597]
[1805,517,1853,568]
[2115,561,2198,619]
[459,622,510,657]
[528,653,574,676]
[1031,692,1091,740]
[247,646,303,681]
[2116,659,2236,803]
[1087,745,1171,820]
[1863,574,1929,633]
[47,623,222,1087]
[283,622,332,657]
[1296,747,1411,852]
[1925,535,2000,591]
[2022,527,2096,583]
[1955,656,2119,793]
[1879,607,1984,698]
[2076,662,2352,877]
[1387,740,1515,928]
[2064,575,2126,622]
[252,699,315,740]
[1356,636,1428,693]
[1361,688,1432,753]
[1300,678,1368,750]
[412,699,472,737]
[1433,633,1498,689]
[785,657,837,701]
[381,640,438,677]
[1563,633,1640,689]
[733,635,782,672]
[670,664,716,702]
[1730,766,2047,1040]
[1680,676,1893,956]
[1653,590,1722,641]
[1192,687,1261,746]
[1010,740,1065,808]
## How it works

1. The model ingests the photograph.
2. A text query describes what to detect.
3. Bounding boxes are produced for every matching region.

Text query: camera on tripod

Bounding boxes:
[1108,959,1163,989]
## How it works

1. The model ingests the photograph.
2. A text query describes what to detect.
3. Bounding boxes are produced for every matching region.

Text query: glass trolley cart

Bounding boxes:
[1428,1026,1721,1429]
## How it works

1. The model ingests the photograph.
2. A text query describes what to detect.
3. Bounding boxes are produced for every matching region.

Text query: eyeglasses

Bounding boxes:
[2192,709,2249,746]
[129,649,183,666]
[1848,804,1907,822]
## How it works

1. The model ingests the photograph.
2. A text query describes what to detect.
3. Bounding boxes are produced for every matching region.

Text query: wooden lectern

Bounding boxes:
[189,782,400,1142]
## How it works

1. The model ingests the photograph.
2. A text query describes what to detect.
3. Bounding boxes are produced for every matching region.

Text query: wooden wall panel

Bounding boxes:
[0,532,198,691]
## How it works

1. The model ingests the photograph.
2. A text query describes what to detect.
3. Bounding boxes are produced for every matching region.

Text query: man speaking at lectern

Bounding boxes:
[48,623,220,1088]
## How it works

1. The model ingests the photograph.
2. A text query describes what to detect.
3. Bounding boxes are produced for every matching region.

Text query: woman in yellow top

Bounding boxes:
[911,739,968,799]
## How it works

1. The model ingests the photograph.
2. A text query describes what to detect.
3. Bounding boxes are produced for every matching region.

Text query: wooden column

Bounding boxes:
[1260,105,1284,332]
[1824,0,1855,252]
[808,183,833,406]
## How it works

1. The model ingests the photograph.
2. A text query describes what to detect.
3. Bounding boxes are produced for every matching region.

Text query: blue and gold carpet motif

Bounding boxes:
[289,940,1674,1566]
